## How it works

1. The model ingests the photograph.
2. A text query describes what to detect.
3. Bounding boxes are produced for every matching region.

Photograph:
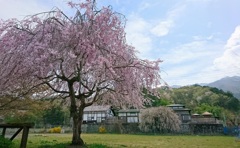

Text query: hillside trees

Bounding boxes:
[194,103,223,117]
[143,87,172,107]
[170,85,240,111]
[139,107,181,133]
[168,85,240,125]
[0,0,161,146]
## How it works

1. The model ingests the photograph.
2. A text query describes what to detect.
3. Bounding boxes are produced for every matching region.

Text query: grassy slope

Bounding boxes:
[13,134,240,148]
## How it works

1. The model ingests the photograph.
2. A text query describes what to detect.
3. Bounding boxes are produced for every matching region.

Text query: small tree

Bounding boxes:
[0,0,161,146]
[43,106,65,127]
[140,107,181,133]
[1,96,47,124]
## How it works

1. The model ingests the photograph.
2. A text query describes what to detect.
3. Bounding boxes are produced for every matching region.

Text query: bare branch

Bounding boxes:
[45,82,69,94]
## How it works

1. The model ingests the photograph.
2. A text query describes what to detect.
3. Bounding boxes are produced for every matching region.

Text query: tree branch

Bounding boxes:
[45,82,69,94]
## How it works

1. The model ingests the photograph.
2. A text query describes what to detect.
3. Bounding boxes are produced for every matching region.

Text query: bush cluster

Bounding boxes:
[0,136,13,148]
[98,126,107,133]
[48,127,62,133]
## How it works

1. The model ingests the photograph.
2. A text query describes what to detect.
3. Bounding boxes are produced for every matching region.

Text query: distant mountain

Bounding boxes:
[206,76,240,99]
[171,85,182,88]
[170,76,240,99]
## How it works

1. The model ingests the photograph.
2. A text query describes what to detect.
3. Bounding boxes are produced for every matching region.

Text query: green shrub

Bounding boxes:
[0,136,13,148]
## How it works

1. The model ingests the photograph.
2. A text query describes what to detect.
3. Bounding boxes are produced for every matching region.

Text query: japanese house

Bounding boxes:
[83,105,114,124]
[118,109,140,123]
[167,104,191,123]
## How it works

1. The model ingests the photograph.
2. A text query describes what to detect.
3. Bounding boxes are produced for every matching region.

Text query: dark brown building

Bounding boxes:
[167,104,191,123]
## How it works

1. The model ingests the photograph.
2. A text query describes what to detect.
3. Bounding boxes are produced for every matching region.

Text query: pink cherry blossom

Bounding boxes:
[0,0,162,146]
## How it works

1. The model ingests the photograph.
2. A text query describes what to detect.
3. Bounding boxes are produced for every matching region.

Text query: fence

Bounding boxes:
[189,123,223,135]
[27,122,228,136]
[82,123,141,134]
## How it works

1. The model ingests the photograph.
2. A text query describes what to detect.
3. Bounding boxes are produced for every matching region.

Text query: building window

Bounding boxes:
[127,117,138,123]
[127,112,138,116]
[182,115,191,121]
[97,113,101,117]
[101,112,106,117]
[118,113,126,116]
[96,117,101,123]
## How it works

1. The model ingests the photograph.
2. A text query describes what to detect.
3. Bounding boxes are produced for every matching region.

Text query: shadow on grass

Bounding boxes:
[38,143,110,148]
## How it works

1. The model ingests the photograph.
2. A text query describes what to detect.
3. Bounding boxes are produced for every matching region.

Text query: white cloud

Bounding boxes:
[150,20,173,37]
[163,25,240,86]
[0,0,73,20]
[139,2,151,11]
[125,15,152,58]
[214,25,240,75]
[126,15,148,33]
[167,4,186,18]
[225,26,240,49]
[0,0,47,20]
[192,35,213,41]
[161,39,225,85]
[163,40,223,65]
[150,4,186,37]
[125,2,187,58]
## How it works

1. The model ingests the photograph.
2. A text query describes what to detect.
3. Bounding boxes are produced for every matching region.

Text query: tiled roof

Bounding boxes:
[118,109,140,113]
[84,105,111,112]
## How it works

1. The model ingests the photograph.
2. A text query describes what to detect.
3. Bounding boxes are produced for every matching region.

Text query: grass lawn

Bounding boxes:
[12,133,240,148]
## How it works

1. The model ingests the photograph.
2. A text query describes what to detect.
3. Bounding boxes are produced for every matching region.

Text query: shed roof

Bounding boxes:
[202,111,212,116]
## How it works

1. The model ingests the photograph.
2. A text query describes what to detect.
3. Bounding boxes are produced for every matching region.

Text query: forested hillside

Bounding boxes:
[152,85,240,126]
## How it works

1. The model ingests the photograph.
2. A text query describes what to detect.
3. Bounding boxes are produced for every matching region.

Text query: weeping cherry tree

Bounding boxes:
[0,0,162,146]
[140,107,181,133]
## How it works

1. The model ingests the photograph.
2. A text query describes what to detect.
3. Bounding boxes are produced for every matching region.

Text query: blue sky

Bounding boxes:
[0,0,240,86]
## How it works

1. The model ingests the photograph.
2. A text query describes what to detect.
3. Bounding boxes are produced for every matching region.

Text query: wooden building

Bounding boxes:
[118,109,140,123]
[191,111,222,124]
[83,105,114,124]
[167,104,191,123]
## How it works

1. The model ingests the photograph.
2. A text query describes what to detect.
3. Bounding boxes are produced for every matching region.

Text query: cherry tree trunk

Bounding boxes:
[71,105,85,147]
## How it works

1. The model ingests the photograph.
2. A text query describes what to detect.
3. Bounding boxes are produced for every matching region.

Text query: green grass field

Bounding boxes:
[12,134,240,148]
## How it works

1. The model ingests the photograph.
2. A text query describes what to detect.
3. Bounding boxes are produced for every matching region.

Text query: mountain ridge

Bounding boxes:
[206,76,240,99]
[170,76,240,99]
